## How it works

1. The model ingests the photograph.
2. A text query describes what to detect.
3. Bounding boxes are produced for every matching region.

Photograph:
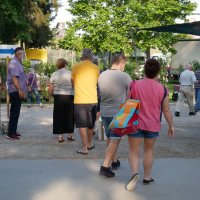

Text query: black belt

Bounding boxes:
[181,85,191,86]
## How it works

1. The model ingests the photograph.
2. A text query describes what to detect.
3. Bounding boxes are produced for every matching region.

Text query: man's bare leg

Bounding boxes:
[102,139,121,167]
[79,128,88,153]
[106,138,118,162]
[87,128,94,148]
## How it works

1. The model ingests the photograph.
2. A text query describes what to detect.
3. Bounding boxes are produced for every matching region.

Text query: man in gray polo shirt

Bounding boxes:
[98,54,132,177]
[175,64,196,117]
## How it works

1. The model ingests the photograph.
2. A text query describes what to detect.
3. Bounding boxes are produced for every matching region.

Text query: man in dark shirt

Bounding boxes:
[194,68,200,112]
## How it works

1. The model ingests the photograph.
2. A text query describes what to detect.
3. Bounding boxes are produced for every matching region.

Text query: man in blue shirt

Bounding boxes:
[6,47,27,140]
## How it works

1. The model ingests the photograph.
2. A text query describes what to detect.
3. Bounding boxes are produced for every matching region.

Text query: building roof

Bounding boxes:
[140,21,200,36]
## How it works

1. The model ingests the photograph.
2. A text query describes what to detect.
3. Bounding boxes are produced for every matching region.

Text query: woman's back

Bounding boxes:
[50,68,74,95]
[132,78,165,132]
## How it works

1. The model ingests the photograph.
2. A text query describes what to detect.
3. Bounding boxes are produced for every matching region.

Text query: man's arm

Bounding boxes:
[162,96,175,137]
[71,66,75,87]
[12,76,24,99]
[96,83,101,119]
[192,72,197,84]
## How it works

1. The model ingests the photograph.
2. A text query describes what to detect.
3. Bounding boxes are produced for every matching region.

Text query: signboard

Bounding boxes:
[0,45,19,59]
[25,49,47,63]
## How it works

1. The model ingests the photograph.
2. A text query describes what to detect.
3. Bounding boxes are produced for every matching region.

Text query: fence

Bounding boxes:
[47,49,76,66]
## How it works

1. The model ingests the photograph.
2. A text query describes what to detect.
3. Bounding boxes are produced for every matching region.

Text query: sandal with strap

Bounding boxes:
[67,133,75,141]
[58,136,65,143]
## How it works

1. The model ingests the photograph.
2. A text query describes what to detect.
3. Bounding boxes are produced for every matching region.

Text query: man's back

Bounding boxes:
[72,60,99,104]
[98,69,132,117]
[180,69,196,85]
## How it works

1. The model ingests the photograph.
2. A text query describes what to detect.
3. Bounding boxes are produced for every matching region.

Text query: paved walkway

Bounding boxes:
[0,103,200,159]
[0,159,200,200]
[0,103,200,200]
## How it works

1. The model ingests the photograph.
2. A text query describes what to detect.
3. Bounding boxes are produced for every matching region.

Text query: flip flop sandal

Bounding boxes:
[67,134,75,141]
[87,143,95,150]
[76,150,88,155]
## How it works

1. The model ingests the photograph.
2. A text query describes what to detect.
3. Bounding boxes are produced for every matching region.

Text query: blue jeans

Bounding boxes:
[101,117,113,138]
[195,88,200,111]
[27,88,41,104]
[8,92,22,135]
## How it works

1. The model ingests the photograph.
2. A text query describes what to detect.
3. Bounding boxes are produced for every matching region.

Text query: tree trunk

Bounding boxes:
[145,47,151,59]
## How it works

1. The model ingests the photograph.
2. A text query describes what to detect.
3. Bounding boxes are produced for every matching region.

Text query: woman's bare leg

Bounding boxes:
[128,137,143,174]
[143,138,156,180]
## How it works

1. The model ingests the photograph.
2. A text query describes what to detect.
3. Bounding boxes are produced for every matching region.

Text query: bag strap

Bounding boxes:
[128,81,136,99]
[160,86,167,121]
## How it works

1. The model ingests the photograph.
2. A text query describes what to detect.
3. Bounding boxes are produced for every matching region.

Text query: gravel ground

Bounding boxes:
[0,103,199,159]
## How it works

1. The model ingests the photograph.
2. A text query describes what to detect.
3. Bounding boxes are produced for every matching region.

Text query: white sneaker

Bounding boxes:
[125,173,139,191]
[39,103,43,108]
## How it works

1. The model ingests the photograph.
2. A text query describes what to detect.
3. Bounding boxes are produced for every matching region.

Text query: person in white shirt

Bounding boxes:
[48,58,74,143]
[175,64,197,116]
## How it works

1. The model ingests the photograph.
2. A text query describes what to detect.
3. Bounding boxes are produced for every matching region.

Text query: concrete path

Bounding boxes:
[0,103,200,159]
[0,159,200,200]
[0,103,200,200]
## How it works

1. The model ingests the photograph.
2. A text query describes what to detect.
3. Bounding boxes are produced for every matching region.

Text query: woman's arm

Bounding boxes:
[48,82,54,95]
[162,96,175,137]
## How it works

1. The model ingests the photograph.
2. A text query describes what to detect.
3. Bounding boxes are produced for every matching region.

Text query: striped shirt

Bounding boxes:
[194,69,200,89]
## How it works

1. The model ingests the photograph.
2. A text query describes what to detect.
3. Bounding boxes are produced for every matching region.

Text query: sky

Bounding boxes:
[51,0,200,27]
[51,0,72,27]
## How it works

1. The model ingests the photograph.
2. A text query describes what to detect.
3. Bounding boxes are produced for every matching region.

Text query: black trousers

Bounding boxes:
[53,95,74,134]
[8,92,22,135]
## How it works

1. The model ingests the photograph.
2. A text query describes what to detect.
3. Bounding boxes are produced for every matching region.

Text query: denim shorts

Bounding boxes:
[101,117,138,139]
[129,130,159,139]
[101,117,113,138]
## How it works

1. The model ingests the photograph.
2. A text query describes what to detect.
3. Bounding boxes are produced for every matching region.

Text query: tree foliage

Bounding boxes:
[60,0,196,55]
[0,0,30,44]
[0,0,59,47]
[58,27,83,52]
[25,0,59,48]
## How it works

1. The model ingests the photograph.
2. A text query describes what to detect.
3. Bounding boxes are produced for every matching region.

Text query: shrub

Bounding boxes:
[191,60,200,72]
[0,59,7,83]
[124,60,139,80]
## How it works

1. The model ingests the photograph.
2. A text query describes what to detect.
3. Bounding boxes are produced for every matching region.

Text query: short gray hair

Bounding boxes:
[184,64,192,70]
[29,68,35,73]
[92,56,99,66]
[80,48,93,61]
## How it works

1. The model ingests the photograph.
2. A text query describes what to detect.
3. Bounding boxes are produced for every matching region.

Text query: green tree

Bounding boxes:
[25,0,59,48]
[0,0,59,47]
[60,0,196,55]
[58,27,83,52]
[0,0,31,44]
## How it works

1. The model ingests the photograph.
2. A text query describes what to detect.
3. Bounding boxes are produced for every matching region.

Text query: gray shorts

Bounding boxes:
[74,104,97,129]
